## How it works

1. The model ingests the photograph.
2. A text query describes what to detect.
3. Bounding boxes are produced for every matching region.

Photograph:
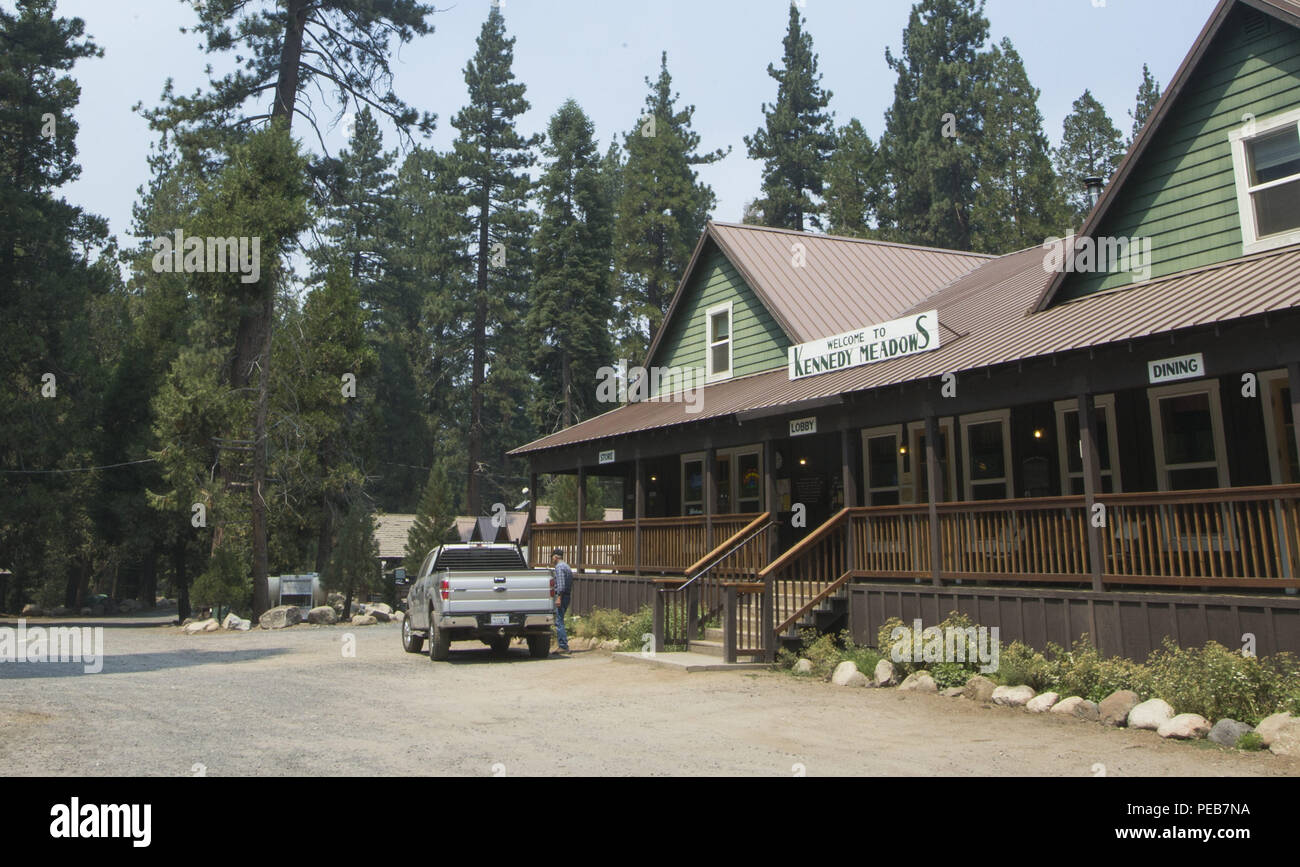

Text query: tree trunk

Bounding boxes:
[251,287,273,617]
[314,494,334,574]
[139,545,158,609]
[174,537,191,623]
[467,167,491,516]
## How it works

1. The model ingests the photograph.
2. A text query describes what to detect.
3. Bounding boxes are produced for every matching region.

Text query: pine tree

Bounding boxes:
[1055,90,1126,223]
[405,462,457,574]
[529,100,615,432]
[1129,63,1163,142]
[451,5,542,517]
[325,501,380,620]
[823,119,881,238]
[545,475,606,523]
[614,52,729,360]
[970,39,1067,253]
[876,0,992,250]
[744,3,836,231]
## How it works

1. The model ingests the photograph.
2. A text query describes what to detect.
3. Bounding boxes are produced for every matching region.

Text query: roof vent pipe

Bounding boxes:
[1084,176,1104,210]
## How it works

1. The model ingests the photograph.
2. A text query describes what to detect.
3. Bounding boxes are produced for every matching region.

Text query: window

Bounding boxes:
[1054,395,1123,494]
[961,410,1014,500]
[681,445,763,515]
[705,302,733,382]
[1260,369,1299,484]
[906,420,957,503]
[681,454,705,515]
[862,426,904,506]
[1148,380,1229,491]
[1230,108,1300,254]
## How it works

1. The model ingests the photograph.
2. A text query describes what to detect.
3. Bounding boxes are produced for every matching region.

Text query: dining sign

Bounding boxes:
[787,311,940,381]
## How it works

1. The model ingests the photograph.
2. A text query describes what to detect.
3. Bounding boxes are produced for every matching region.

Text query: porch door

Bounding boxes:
[1148,381,1229,491]
[907,420,956,503]
[714,453,733,514]
[862,425,904,505]
[734,449,763,513]
[1055,396,1122,494]
[961,410,1014,500]
[681,453,705,515]
[1262,371,1299,484]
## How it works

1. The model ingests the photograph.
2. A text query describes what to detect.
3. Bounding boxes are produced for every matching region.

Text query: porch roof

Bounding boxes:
[510,242,1300,457]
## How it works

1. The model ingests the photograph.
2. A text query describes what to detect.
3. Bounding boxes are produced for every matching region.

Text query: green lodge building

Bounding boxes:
[511,0,1300,662]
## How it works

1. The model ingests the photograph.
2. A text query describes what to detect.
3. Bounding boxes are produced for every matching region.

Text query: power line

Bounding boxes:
[1,458,158,475]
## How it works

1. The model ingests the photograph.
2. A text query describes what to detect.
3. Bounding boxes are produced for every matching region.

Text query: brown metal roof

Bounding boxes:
[1035,0,1300,311]
[511,241,1300,456]
[643,221,989,366]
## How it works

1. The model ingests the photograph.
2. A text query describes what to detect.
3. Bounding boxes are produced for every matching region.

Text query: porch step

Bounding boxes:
[687,639,764,663]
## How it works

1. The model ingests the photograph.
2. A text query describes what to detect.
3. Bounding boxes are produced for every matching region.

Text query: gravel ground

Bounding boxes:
[2,612,1297,777]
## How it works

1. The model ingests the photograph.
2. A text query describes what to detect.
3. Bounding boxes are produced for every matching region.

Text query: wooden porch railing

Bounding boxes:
[529,513,761,574]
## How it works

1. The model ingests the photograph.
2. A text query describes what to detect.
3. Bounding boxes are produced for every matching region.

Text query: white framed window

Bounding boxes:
[1230,107,1300,254]
[1148,379,1230,491]
[1260,369,1299,485]
[905,419,957,503]
[705,301,733,382]
[862,425,905,506]
[961,410,1014,501]
[1054,395,1123,495]
[680,446,764,515]
[681,452,705,516]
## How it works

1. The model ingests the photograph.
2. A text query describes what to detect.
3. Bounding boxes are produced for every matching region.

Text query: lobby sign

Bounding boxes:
[789,416,818,437]
[788,311,940,381]
[1147,353,1205,385]
[598,449,616,465]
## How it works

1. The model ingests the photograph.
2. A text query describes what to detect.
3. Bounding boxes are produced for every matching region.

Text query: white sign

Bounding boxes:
[598,449,616,465]
[1148,353,1205,385]
[789,417,818,437]
[788,311,940,381]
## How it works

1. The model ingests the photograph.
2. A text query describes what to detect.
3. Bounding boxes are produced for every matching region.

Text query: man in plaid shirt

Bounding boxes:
[550,548,573,654]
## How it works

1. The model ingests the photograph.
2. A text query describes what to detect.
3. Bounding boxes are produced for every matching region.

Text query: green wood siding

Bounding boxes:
[1061,7,1300,301]
[649,242,789,393]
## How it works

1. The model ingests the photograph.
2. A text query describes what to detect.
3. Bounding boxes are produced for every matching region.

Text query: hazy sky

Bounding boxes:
[43,0,1219,244]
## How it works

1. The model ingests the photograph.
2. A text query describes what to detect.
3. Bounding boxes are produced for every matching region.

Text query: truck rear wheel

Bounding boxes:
[527,634,550,659]
[401,615,425,654]
[428,609,451,661]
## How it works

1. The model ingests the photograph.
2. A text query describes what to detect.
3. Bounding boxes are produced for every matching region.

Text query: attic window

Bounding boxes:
[1230,107,1300,254]
[705,301,733,382]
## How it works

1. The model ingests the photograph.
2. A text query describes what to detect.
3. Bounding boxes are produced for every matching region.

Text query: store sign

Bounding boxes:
[598,449,616,465]
[788,311,940,381]
[789,416,818,437]
[1147,353,1204,385]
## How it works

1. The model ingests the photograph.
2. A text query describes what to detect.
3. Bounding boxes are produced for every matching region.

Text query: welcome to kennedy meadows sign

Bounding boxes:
[787,311,941,381]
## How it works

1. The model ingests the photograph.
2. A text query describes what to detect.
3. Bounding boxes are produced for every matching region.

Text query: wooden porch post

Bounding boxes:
[925,414,942,586]
[527,465,538,564]
[841,427,857,573]
[1078,393,1106,592]
[634,454,644,577]
[1289,362,1300,472]
[764,440,779,563]
[705,445,716,549]
[576,464,586,573]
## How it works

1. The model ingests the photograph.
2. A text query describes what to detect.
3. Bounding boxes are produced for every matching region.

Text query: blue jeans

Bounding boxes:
[555,591,571,650]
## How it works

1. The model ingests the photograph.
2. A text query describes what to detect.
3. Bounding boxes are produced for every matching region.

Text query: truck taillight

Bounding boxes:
[549,577,556,597]
[439,578,450,601]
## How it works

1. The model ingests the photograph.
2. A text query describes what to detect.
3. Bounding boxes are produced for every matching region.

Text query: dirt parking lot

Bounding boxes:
[2,614,1297,777]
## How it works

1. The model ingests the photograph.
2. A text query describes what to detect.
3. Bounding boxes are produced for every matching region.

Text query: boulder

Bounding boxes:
[367,602,393,616]
[118,599,140,613]
[1157,713,1211,740]
[307,606,338,625]
[79,607,92,616]
[20,603,43,618]
[1127,698,1175,731]
[598,639,620,651]
[350,614,378,626]
[183,618,218,635]
[221,612,250,631]
[49,605,71,617]
[963,675,997,702]
[1050,696,1100,721]
[203,619,220,632]
[258,605,303,630]
[992,685,1036,707]
[1208,719,1254,748]
[873,659,896,687]
[393,610,405,622]
[898,671,938,693]
[90,604,106,616]
[792,658,813,675]
[1098,690,1141,727]
[1268,719,1300,758]
[940,687,965,698]
[1255,712,1294,747]
[831,661,869,687]
[1026,692,1061,714]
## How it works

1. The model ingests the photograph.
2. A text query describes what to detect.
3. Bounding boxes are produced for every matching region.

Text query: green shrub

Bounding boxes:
[1144,639,1294,725]
[876,611,990,684]
[1236,731,1266,751]
[995,641,1054,691]
[573,607,624,640]
[782,629,880,680]
[1043,638,1152,704]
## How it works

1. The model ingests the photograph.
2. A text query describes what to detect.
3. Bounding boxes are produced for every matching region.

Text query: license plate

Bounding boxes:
[490,614,510,626]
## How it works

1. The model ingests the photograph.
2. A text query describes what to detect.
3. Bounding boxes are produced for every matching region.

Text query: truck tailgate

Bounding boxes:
[441,570,554,615]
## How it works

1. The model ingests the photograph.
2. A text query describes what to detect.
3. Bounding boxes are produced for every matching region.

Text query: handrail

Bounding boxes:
[775,569,856,635]
[684,512,773,578]
[757,507,850,580]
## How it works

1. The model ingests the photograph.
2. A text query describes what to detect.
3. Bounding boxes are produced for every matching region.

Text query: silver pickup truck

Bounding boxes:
[401,543,555,660]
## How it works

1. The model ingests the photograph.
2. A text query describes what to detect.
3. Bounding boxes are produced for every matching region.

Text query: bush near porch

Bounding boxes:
[566,604,703,652]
